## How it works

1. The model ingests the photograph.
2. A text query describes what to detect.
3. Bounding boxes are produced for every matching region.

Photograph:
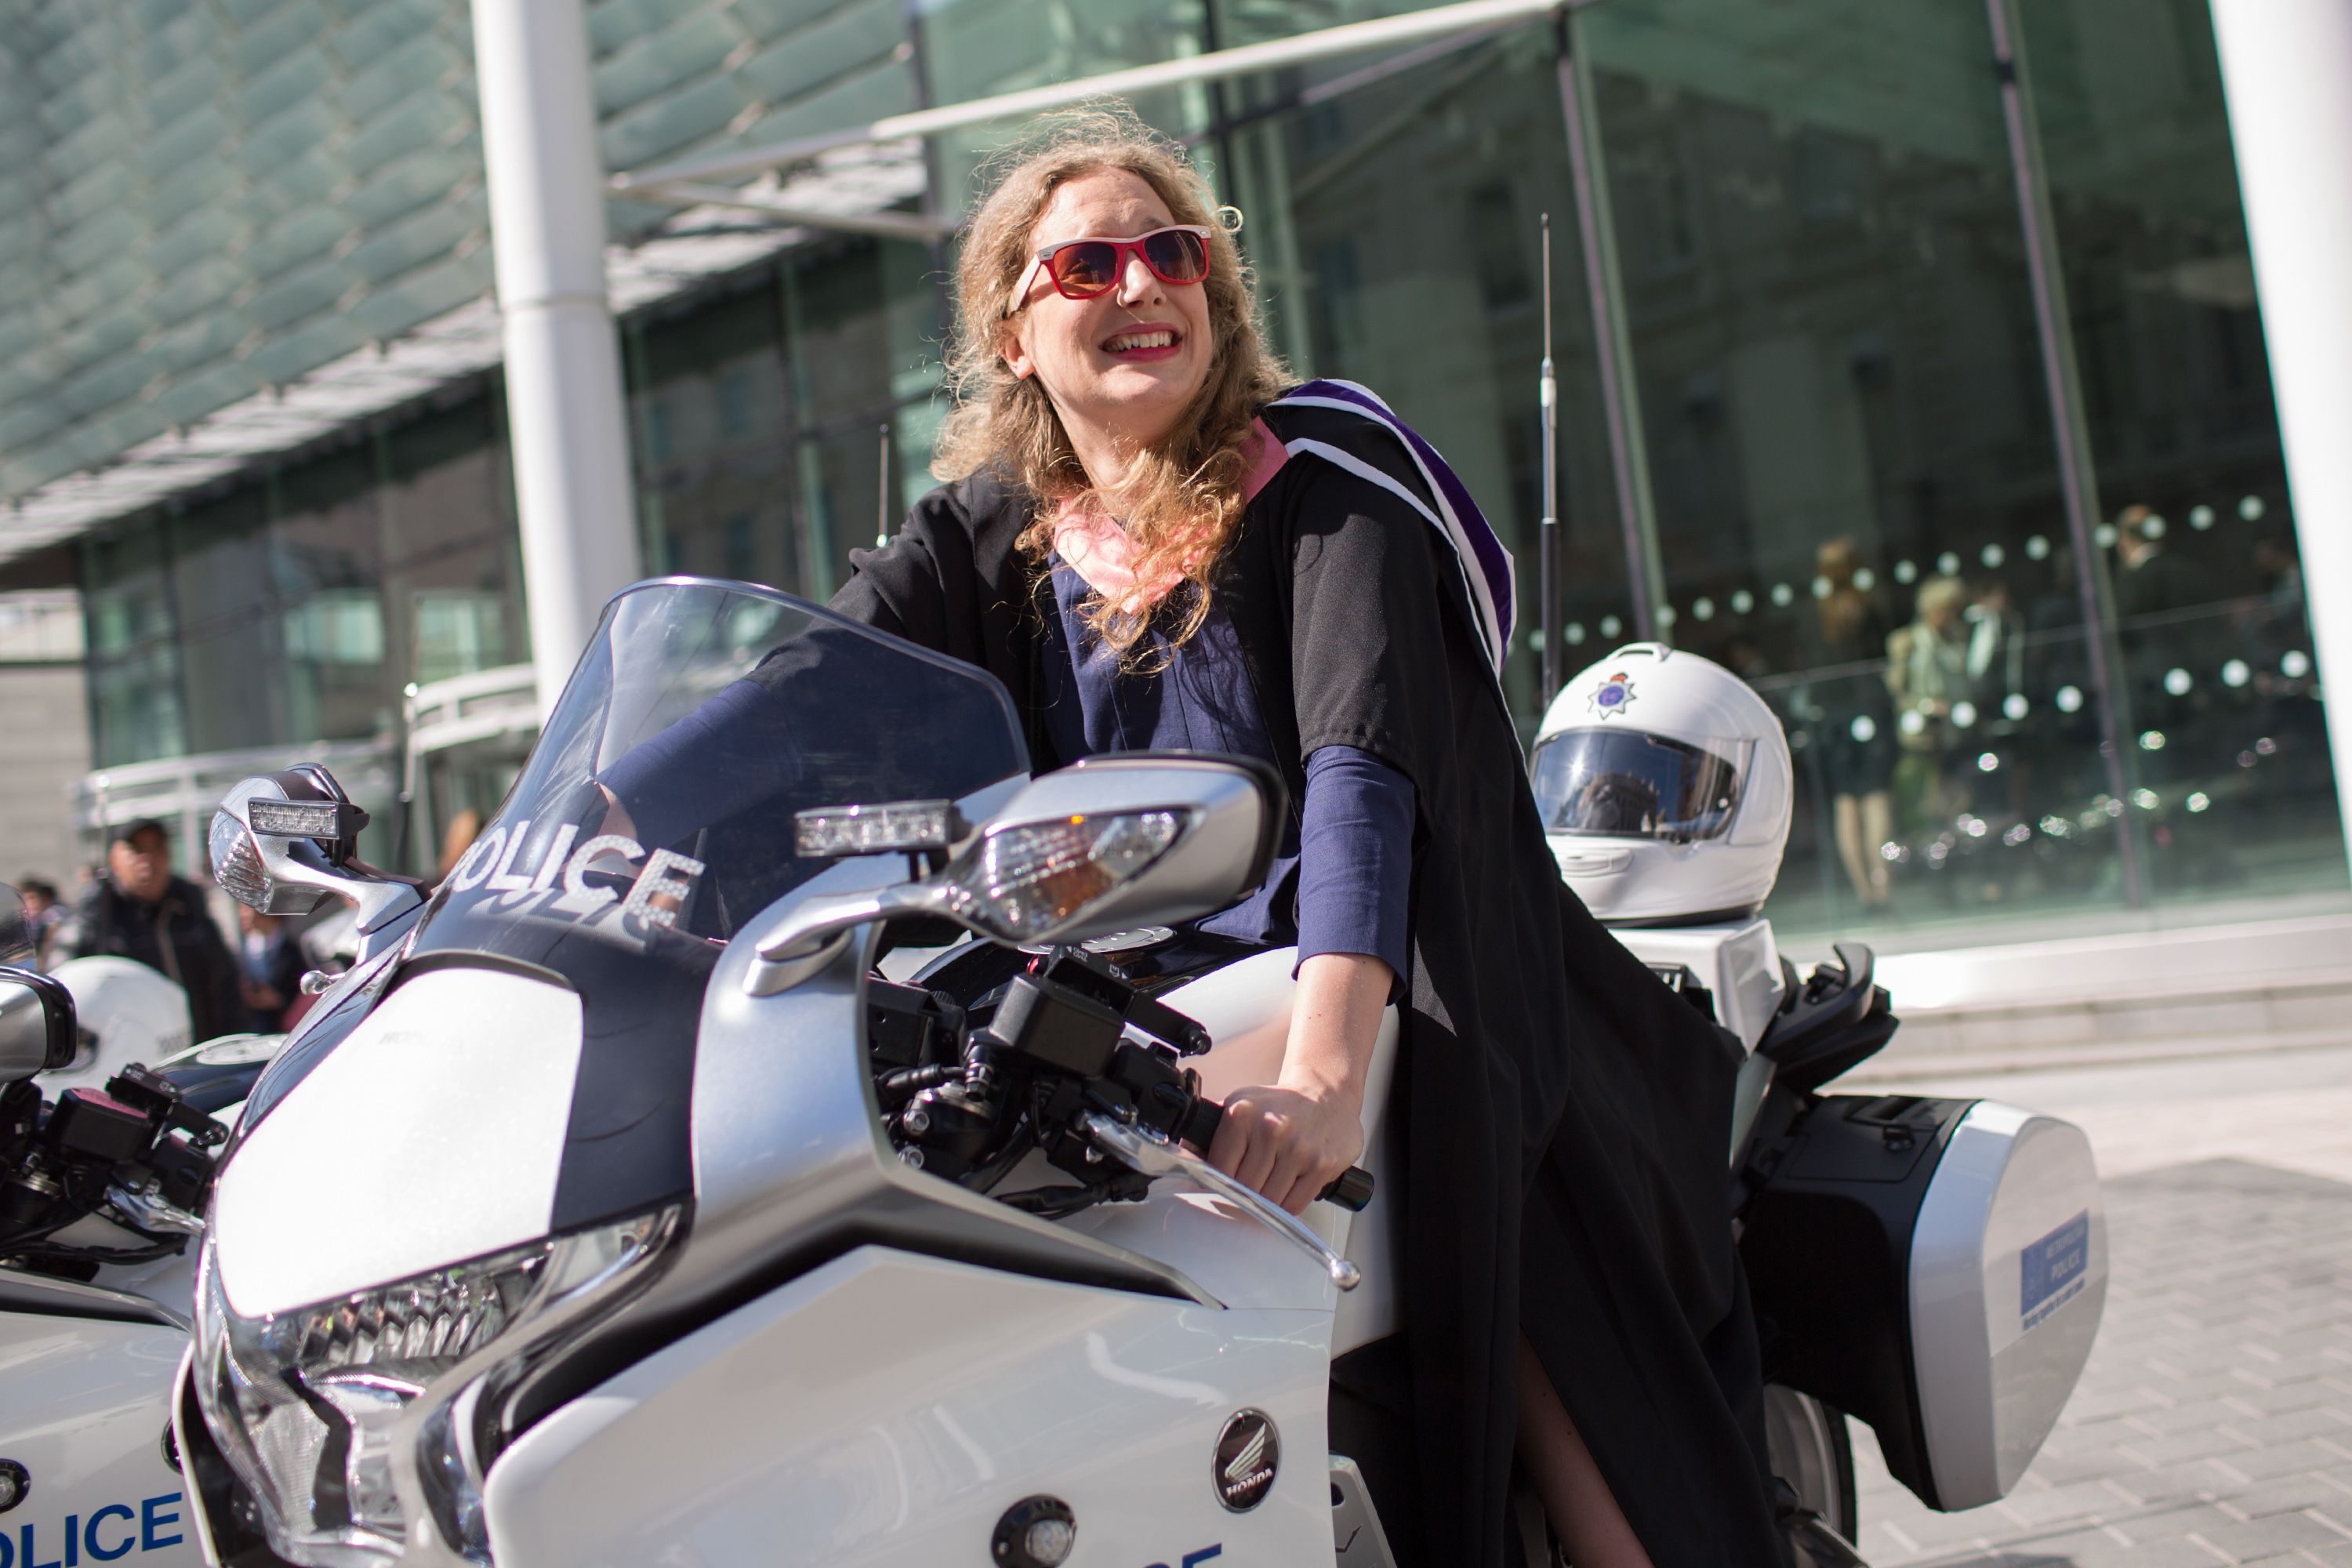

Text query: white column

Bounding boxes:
[470,0,641,717]
[2212,0,2352,880]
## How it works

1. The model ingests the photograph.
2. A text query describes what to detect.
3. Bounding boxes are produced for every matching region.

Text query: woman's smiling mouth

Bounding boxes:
[1102,325,1183,358]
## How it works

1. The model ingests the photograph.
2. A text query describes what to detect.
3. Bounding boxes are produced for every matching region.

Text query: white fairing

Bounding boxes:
[1610,918,1786,1051]
[45,956,194,1091]
[1136,946,1402,1348]
[1612,920,1788,1161]
[50,1207,205,1319]
[0,1309,200,1565]
[1910,1102,2107,1508]
[481,1248,1334,1567]
[212,967,584,1316]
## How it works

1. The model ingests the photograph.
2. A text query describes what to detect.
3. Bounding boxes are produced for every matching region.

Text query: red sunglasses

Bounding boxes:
[1005,224,1214,316]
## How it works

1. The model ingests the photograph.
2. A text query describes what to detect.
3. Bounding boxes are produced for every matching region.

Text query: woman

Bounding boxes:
[821,111,1782,1566]
[1807,539,1897,913]
[1885,574,1980,833]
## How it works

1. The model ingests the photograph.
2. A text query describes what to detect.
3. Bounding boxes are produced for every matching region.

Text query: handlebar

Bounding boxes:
[1178,1095,1376,1214]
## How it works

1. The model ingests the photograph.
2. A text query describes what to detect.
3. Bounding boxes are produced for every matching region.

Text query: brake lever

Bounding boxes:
[1078,1112,1361,1291]
[107,1182,205,1236]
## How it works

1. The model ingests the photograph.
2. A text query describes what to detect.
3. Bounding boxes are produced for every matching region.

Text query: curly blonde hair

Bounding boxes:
[931,105,1290,662]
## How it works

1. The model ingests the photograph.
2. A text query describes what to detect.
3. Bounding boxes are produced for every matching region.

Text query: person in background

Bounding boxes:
[1885,574,1980,833]
[1968,576,2029,815]
[1806,541,1896,913]
[235,905,304,1033]
[2242,528,2310,674]
[2252,528,2303,616]
[14,877,63,967]
[2238,528,2329,804]
[2111,503,2202,622]
[66,818,241,1044]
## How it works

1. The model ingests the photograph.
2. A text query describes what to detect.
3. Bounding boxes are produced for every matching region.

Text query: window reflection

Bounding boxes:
[276,447,389,745]
[1579,0,2339,938]
[173,492,283,755]
[383,399,527,689]
[631,284,797,588]
[2018,0,2331,913]
[1233,31,1635,728]
[84,520,184,768]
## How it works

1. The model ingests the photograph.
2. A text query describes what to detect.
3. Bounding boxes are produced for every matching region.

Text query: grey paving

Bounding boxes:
[1853,1159,2352,1566]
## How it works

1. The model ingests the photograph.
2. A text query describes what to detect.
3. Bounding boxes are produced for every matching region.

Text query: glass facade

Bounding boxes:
[1551,0,2332,941]
[1217,28,1637,728]
[2020,0,2332,921]
[23,0,2349,934]
[79,394,517,770]
[70,225,944,872]
[0,0,495,502]
[0,0,927,510]
[1581,0,2103,939]
[630,232,946,598]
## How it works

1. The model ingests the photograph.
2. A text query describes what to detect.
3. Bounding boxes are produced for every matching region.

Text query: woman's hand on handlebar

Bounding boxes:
[1207,951,1388,1216]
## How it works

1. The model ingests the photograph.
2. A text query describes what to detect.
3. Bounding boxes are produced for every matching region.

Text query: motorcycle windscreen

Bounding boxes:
[435,581,1031,948]
[238,581,1033,1234]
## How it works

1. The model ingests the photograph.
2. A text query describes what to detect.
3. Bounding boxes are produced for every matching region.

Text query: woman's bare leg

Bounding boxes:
[1516,1332,1655,1567]
[1831,793,1870,906]
[1861,789,1896,906]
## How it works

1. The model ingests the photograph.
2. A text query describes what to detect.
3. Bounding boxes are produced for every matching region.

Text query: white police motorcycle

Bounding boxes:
[0,866,418,1566]
[169,582,2104,1568]
[0,940,216,1568]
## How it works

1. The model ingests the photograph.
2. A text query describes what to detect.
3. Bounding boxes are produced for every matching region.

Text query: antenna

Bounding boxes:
[876,421,894,549]
[1538,212,1562,707]
[394,681,419,877]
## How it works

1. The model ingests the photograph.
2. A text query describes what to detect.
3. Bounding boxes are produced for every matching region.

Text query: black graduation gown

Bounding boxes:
[831,403,1788,1568]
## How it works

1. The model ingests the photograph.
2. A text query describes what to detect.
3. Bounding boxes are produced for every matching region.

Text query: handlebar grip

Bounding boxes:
[1177,1093,1224,1152]
[1180,1095,1376,1214]
[1320,1165,1376,1212]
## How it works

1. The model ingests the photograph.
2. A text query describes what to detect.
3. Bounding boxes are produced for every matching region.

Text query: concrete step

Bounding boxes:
[1852,1021,2352,1082]
[1796,911,2352,1079]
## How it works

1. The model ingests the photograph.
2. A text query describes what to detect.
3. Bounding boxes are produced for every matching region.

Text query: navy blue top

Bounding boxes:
[1041,556,1414,987]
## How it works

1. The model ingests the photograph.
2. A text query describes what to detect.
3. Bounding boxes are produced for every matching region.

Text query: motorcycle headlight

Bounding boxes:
[193,1205,681,1566]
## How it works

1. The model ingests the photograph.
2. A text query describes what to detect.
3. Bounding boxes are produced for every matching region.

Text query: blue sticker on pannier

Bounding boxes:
[2020,1210,2089,1329]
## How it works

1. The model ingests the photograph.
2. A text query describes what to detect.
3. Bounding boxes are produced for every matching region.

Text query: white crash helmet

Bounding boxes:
[42,955,194,1091]
[1531,644,1792,924]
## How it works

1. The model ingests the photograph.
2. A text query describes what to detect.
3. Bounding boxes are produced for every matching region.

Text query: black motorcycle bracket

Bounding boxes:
[1755,943,1900,1094]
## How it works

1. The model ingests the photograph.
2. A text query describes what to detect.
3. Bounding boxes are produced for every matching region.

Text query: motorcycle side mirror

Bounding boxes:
[747,755,1281,996]
[209,767,425,934]
[0,884,31,967]
[0,964,78,1083]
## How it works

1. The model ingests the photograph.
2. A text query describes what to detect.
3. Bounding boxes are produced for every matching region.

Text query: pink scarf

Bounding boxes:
[1051,418,1290,615]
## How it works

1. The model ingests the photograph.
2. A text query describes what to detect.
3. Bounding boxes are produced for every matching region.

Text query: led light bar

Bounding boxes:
[247,798,369,840]
[795,800,959,858]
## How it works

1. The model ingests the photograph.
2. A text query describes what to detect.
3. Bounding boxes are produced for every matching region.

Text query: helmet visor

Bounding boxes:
[1531,729,1750,842]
